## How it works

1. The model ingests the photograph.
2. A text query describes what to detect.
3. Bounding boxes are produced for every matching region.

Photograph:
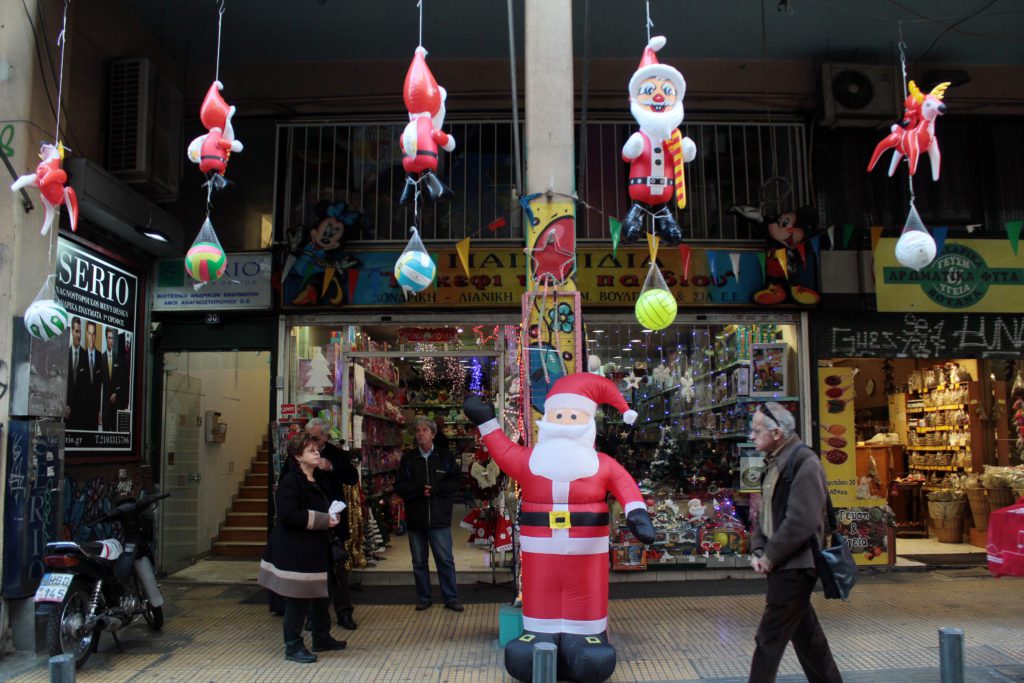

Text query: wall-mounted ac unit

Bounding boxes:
[107,58,183,202]
[819,63,900,127]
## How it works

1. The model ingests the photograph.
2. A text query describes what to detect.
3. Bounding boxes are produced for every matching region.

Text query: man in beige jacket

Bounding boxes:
[748,402,843,683]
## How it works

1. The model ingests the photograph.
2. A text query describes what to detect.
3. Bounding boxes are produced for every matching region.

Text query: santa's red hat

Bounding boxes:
[200,81,232,131]
[404,46,442,115]
[545,373,638,425]
[628,36,686,101]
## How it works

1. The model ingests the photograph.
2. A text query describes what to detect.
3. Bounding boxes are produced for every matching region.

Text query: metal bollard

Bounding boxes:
[532,642,557,683]
[49,653,75,683]
[939,627,964,683]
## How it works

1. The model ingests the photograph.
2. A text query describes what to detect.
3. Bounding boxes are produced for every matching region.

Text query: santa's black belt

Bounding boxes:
[629,177,673,186]
[519,511,609,529]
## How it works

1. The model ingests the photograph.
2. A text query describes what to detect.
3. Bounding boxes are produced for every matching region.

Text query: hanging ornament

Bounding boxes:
[867,81,949,181]
[398,46,455,205]
[894,202,936,271]
[187,80,244,189]
[394,227,436,297]
[619,33,696,247]
[186,217,228,283]
[635,260,677,330]
[23,275,69,341]
[11,142,79,236]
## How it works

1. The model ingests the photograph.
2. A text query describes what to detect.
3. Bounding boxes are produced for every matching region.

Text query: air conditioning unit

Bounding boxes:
[107,58,183,202]
[819,63,900,127]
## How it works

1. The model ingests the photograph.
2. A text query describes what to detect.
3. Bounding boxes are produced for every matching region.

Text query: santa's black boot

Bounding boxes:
[504,631,559,682]
[558,632,616,683]
[399,175,416,205]
[654,211,683,245]
[620,204,645,244]
[423,171,454,202]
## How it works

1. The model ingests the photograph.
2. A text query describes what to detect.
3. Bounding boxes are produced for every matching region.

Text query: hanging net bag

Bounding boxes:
[394,227,436,297]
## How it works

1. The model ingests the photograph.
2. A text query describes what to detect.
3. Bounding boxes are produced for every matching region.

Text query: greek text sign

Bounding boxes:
[153,252,272,311]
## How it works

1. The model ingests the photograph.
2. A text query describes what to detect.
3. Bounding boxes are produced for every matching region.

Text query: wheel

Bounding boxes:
[143,604,164,631]
[44,579,99,669]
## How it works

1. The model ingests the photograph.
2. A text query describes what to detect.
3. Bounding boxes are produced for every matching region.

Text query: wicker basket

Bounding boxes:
[966,487,989,531]
[987,487,1017,513]
[934,516,965,543]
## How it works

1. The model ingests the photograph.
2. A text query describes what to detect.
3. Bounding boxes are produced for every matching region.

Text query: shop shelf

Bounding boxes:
[359,368,399,390]
[643,384,681,400]
[679,396,800,416]
[913,425,966,432]
[906,445,956,451]
[406,403,462,409]
[908,465,960,471]
[907,404,966,414]
[369,467,397,474]
[354,411,404,425]
[693,359,750,382]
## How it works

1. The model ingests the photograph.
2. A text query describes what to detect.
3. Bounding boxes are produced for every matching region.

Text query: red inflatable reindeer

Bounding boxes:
[867,81,950,181]
[10,142,78,235]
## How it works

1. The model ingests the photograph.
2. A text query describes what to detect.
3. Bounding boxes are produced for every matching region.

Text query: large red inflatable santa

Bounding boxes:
[399,46,455,205]
[620,36,696,246]
[463,375,655,683]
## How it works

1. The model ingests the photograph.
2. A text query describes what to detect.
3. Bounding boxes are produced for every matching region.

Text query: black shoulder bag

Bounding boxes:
[780,448,859,600]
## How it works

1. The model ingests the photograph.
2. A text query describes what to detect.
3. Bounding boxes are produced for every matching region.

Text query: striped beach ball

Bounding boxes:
[394,250,436,294]
[186,241,227,283]
[635,288,678,330]
[24,299,69,340]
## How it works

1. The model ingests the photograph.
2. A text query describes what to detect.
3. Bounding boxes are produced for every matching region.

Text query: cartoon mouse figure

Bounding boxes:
[732,205,820,306]
[281,201,362,305]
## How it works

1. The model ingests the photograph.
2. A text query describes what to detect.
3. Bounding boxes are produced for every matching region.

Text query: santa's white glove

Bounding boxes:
[622,132,644,161]
[442,134,456,153]
[682,136,697,162]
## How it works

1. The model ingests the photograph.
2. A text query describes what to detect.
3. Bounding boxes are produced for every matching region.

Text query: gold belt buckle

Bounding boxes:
[549,511,571,529]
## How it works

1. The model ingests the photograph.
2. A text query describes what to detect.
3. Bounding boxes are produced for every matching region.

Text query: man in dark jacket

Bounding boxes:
[394,416,463,612]
[306,419,360,630]
[748,402,843,683]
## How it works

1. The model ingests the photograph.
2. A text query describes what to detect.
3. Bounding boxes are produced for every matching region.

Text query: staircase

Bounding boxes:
[211,439,271,557]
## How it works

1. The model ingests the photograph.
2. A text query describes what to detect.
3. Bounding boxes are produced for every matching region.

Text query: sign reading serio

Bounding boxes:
[152,252,272,311]
[876,238,1024,312]
[55,238,140,457]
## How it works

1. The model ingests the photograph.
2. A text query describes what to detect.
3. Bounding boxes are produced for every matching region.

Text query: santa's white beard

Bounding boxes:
[530,419,599,481]
[630,100,684,142]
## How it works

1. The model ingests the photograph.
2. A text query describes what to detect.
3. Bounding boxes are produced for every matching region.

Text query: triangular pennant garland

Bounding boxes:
[646,232,660,264]
[842,223,855,249]
[756,251,766,280]
[1007,220,1023,256]
[796,242,807,265]
[678,244,692,281]
[870,226,884,252]
[931,226,948,257]
[455,237,472,277]
[776,249,788,279]
[728,252,741,281]
[810,235,821,261]
[827,225,835,250]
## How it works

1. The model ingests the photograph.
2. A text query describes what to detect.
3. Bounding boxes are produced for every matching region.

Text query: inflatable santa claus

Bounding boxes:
[620,36,696,246]
[463,375,655,683]
[399,46,455,205]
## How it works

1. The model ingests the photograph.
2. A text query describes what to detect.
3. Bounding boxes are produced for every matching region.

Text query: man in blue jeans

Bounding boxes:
[394,416,464,612]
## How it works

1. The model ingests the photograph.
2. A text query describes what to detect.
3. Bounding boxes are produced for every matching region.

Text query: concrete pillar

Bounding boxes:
[524,0,574,195]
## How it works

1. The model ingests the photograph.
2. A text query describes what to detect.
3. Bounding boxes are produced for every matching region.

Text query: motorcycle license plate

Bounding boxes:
[34,573,74,603]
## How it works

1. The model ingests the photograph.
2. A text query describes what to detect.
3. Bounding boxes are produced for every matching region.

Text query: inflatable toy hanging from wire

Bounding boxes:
[867,80,949,182]
[10,143,78,235]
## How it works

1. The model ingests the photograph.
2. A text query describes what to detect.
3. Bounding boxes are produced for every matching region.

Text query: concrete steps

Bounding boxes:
[211,437,271,558]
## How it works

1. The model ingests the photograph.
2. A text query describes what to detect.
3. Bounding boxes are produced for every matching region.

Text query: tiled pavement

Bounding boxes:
[2,569,1022,682]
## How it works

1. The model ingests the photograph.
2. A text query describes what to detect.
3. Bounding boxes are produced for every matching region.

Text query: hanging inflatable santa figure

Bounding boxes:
[186,81,244,189]
[463,375,655,683]
[620,36,696,246]
[399,46,455,205]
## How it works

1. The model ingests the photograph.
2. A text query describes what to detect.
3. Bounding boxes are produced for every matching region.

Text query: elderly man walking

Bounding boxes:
[748,402,843,683]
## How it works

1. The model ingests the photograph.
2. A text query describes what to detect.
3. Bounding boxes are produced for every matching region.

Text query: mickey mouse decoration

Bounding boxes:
[731,205,820,306]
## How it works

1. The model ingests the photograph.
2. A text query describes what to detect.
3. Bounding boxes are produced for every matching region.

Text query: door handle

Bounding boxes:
[188,472,202,483]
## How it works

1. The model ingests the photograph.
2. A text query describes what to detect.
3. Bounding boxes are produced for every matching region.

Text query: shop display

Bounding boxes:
[10,142,78,235]
[867,80,949,182]
[620,35,696,245]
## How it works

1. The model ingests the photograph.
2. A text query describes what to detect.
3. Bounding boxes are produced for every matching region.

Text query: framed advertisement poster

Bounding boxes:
[55,237,143,461]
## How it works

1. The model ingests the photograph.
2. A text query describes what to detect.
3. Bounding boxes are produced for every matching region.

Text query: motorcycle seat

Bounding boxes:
[80,539,124,560]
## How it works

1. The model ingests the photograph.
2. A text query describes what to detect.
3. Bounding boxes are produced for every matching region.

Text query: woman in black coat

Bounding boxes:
[258,434,347,663]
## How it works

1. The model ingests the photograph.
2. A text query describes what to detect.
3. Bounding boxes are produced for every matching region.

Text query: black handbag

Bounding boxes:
[811,496,859,600]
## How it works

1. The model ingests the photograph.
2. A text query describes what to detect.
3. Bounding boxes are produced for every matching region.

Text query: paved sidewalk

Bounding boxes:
[2,569,1022,682]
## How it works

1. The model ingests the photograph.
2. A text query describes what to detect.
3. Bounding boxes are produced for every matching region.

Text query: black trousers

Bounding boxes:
[330,566,352,617]
[749,568,843,683]
[283,596,332,653]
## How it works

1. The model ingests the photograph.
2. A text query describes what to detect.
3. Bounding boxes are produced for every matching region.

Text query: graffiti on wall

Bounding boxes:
[62,467,148,543]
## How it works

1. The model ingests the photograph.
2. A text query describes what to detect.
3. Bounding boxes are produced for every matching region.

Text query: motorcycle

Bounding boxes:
[34,492,170,669]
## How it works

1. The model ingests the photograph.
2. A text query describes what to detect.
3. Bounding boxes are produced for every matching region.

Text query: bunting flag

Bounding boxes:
[810,235,821,262]
[827,225,835,250]
[842,223,855,249]
[609,217,622,259]
[756,251,766,280]
[932,226,949,257]
[678,244,693,281]
[869,226,884,252]
[1008,220,1023,256]
[707,251,718,285]
[519,192,542,228]
[729,252,741,281]
[776,249,789,279]
[796,242,807,265]
[487,216,507,232]
[455,237,472,277]
[646,232,660,264]
[348,268,360,302]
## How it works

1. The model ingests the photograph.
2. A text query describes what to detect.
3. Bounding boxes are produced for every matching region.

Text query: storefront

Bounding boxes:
[812,236,1024,559]
[276,242,815,573]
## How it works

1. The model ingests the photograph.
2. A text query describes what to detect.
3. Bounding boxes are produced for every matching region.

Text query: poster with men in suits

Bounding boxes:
[56,238,139,458]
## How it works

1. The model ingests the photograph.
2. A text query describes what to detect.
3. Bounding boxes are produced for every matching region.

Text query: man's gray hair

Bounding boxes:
[414,416,437,435]
[760,402,797,437]
[305,418,328,434]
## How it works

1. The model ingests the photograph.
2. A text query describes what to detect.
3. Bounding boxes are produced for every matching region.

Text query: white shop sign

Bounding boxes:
[151,252,272,311]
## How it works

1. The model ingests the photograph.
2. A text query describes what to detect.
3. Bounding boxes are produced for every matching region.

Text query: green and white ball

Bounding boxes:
[394,250,436,294]
[24,299,69,340]
[186,241,227,283]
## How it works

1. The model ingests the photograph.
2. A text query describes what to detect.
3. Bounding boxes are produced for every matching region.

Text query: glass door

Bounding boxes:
[158,370,203,575]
